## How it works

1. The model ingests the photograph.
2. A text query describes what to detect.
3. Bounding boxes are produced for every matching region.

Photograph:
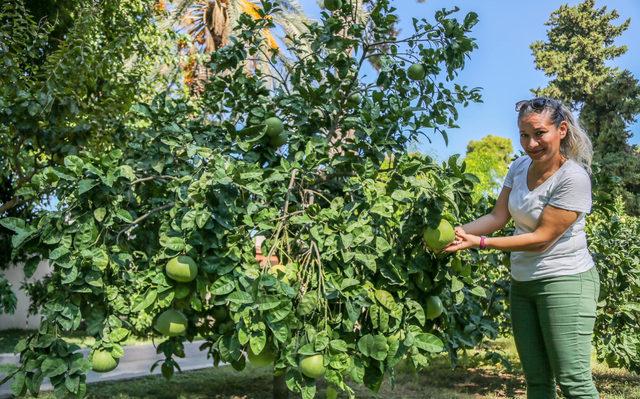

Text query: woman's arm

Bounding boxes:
[445,204,580,253]
[460,187,512,236]
[483,205,579,252]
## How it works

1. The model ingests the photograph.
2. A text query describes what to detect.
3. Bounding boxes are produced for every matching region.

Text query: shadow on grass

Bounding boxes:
[21,336,640,399]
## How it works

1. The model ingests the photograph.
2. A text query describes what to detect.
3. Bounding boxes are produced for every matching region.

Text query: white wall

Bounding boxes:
[0,261,51,330]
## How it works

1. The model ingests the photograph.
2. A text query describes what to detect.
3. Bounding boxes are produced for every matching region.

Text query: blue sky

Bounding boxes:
[297,0,640,160]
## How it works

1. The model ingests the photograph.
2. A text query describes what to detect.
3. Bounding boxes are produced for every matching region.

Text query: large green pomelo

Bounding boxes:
[264,117,284,137]
[155,309,188,336]
[407,63,426,81]
[326,385,339,399]
[347,93,362,107]
[269,132,288,147]
[324,0,342,11]
[174,283,191,299]
[299,354,325,379]
[91,350,119,373]
[423,219,455,251]
[425,295,444,320]
[165,256,198,283]
[248,344,277,367]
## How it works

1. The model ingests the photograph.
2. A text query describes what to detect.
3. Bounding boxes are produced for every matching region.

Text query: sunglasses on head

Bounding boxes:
[515,97,560,112]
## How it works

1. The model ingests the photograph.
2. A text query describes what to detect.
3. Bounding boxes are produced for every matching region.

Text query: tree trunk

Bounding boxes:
[273,371,289,399]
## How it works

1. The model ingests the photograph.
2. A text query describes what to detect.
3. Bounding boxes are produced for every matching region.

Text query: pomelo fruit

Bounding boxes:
[299,354,325,379]
[212,307,228,322]
[423,219,455,251]
[264,117,284,137]
[407,63,426,81]
[425,295,444,320]
[324,0,342,11]
[326,385,339,399]
[269,132,288,147]
[165,255,198,283]
[174,283,191,299]
[91,350,118,373]
[155,309,188,336]
[347,93,362,107]
[161,362,174,379]
[248,344,277,367]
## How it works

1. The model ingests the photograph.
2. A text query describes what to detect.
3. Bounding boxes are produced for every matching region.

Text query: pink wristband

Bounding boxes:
[479,236,487,250]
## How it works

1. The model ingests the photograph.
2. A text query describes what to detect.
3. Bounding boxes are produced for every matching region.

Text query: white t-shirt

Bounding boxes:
[503,156,594,281]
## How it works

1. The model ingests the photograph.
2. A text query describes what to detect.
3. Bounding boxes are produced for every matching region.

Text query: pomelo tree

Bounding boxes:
[0,1,502,398]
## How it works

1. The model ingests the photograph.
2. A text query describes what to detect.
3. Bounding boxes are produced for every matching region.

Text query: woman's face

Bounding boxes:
[518,110,567,163]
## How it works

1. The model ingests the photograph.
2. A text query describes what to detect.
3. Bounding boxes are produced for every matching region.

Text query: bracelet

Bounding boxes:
[479,235,487,250]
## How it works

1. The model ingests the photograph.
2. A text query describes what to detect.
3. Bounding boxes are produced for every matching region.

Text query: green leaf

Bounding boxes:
[374,289,396,311]
[64,155,84,175]
[211,276,235,295]
[10,371,26,396]
[159,235,185,252]
[78,179,98,195]
[109,327,130,342]
[451,276,464,292]
[375,236,392,253]
[132,289,157,312]
[357,334,389,361]
[329,339,348,352]
[195,210,211,229]
[470,286,486,298]
[257,295,281,311]
[91,248,109,271]
[49,246,70,261]
[0,217,26,232]
[297,292,318,317]
[115,209,134,223]
[117,165,137,181]
[249,330,266,355]
[227,291,253,304]
[64,375,80,394]
[41,357,68,377]
[413,333,444,353]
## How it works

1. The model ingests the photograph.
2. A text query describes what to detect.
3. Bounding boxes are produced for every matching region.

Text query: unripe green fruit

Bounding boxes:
[324,0,342,11]
[161,362,174,379]
[165,256,198,283]
[269,132,288,147]
[155,309,188,336]
[248,344,277,367]
[423,219,455,251]
[326,385,339,399]
[174,283,191,299]
[264,117,284,137]
[299,354,325,379]
[91,350,118,373]
[212,307,228,322]
[407,63,426,81]
[425,295,444,320]
[347,93,362,107]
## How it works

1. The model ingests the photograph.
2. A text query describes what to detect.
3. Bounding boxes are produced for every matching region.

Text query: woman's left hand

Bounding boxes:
[443,230,481,253]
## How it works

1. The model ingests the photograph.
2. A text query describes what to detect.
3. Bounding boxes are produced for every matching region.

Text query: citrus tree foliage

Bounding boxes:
[530,0,640,214]
[0,0,174,316]
[0,1,492,397]
[586,198,640,373]
[463,135,512,201]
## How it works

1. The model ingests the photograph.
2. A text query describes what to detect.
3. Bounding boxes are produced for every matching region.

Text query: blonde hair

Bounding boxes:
[517,98,593,174]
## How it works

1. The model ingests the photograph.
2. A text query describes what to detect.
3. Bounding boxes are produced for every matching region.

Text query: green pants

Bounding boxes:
[510,266,600,399]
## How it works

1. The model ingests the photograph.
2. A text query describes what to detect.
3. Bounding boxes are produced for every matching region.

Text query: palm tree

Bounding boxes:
[161,0,311,93]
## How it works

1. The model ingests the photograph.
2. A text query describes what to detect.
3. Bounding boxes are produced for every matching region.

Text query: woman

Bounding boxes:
[444,97,600,399]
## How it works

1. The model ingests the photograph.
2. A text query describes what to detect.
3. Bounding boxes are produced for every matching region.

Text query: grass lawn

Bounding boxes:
[11,337,639,399]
